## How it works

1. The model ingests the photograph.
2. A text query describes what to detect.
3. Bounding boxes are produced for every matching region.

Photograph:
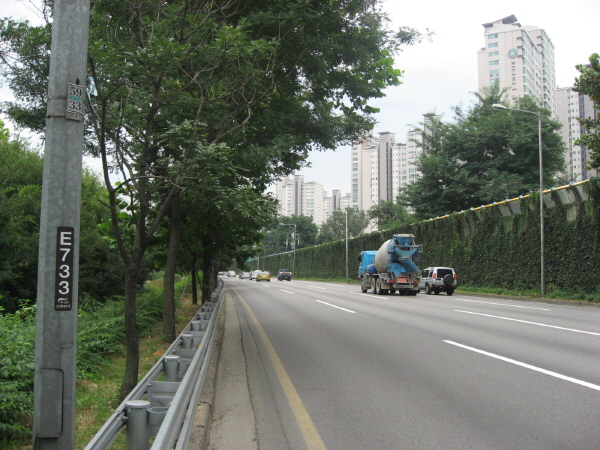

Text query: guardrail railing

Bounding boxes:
[84,278,224,450]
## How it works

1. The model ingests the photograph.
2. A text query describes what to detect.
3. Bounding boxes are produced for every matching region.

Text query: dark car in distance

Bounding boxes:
[277,269,292,281]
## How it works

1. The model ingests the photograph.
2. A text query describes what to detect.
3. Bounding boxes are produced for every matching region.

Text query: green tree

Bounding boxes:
[317,208,369,244]
[0,137,125,313]
[400,87,565,218]
[0,119,9,141]
[369,198,414,230]
[263,216,319,255]
[573,53,600,170]
[0,138,43,312]
[1,0,424,397]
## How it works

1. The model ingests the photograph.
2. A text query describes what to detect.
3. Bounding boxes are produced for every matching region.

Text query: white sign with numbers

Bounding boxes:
[65,83,84,121]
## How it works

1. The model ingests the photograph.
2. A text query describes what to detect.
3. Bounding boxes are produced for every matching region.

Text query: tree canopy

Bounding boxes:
[317,207,370,244]
[261,216,319,256]
[369,197,414,231]
[573,53,600,170]
[399,87,565,219]
[0,137,125,313]
[1,0,425,397]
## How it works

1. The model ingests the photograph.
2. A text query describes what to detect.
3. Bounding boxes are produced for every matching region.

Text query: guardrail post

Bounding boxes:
[181,334,194,349]
[125,400,150,450]
[163,355,180,382]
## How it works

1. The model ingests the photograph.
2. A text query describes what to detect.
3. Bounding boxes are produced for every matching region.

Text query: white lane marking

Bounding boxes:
[452,298,550,311]
[444,340,600,392]
[316,300,356,313]
[455,310,600,336]
[280,289,295,294]
[350,292,390,299]
[307,286,327,289]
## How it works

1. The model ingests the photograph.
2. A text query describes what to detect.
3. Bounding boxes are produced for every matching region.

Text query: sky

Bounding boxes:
[2,0,599,192]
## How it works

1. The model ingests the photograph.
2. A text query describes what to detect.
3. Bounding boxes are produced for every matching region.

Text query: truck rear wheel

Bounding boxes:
[380,282,389,295]
[374,278,380,295]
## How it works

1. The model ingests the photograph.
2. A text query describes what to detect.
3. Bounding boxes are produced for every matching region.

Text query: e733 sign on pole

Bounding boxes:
[54,226,74,311]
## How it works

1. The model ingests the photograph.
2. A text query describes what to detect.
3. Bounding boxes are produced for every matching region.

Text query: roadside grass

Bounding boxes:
[74,288,199,449]
[456,284,600,304]
[5,278,201,450]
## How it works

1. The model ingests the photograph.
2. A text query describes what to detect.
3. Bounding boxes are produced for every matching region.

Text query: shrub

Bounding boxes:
[0,303,36,441]
[77,286,163,376]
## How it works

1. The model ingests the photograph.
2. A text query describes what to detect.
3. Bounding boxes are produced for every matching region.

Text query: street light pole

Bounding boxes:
[492,104,545,296]
[279,223,297,276]
[344,209,348,282]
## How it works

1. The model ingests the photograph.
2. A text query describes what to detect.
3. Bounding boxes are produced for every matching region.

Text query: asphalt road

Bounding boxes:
[222,276,600,450]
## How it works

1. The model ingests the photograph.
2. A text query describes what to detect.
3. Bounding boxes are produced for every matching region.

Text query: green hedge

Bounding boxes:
[260,179,600,296]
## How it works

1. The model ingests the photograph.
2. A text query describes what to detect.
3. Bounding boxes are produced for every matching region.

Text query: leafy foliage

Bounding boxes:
[0,138,126,313]
[77,286,163,376]
[369,198,414,230]
[0,284,164,442]
[400,87,566,219]
[573,53,600,169]
[261,215,319,256]
[0,303,35,441]
[317,207,370,244]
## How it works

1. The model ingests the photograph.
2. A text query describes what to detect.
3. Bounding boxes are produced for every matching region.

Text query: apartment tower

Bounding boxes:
[477,15,556,115]
[556,86,598,182]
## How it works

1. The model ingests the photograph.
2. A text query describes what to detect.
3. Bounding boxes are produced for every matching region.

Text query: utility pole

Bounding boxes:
[33,0,91,448]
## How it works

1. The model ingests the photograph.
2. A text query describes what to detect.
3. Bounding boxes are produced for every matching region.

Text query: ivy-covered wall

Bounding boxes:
[257,179,600,293]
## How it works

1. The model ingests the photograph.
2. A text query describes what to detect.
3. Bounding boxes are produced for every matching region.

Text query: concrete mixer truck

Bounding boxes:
[358,234,421,296]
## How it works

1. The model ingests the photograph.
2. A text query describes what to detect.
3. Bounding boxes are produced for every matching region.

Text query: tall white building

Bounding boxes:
[391,129,422,196]
[351,134,379,211]
[276,175,343,225]
[353,127,426,212]
[556,87,598,182]
[340,193,352,210]
[303,181,326,225]
[372,132,395,204]
[477,15,556,115]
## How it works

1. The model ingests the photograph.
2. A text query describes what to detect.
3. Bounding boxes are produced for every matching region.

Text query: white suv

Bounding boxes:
[419,267,457,295]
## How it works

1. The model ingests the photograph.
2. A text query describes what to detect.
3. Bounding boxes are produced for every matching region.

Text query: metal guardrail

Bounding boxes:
[84,278,224,450]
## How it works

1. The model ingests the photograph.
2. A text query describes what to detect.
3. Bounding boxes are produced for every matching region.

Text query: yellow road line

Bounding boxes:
[231,288,327,450]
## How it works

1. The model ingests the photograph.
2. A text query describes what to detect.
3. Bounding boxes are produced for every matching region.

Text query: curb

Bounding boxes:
[188,296,226,449]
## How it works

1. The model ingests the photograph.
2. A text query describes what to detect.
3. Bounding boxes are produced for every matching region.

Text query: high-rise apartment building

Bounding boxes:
[276,175,346,225]
[303,181,326,225]
[352,127,426,212]
[391,129,422,196]
[556,86,598,182]
[371,132,395,204]
[276,175,303,217]
[477,15,556,115]
[351,134,379,211]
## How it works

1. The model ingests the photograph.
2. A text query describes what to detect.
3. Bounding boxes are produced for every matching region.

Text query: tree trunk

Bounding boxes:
[191,251,199,305]
[120,266,140,400]
[201,233,217,303]
[162,191,181,342]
